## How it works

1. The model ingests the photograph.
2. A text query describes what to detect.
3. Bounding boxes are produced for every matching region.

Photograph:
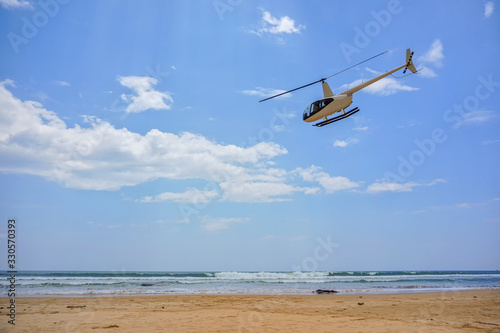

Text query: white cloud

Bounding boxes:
[483,139,500,145]
[139,188,219,203]
[364,77,419,96]
[0,80,289,195]
[367,181,417,193]
[201,217,246,231]
[0,0,32,9]
[262,10,303,34]
[118,76,173,113]
[87,221,103,227]
[333,137,359,148]
[454,110,497,128]
[418,67,438,78]
[354,126,369,132]
[418,39,444,67]
[366,179,446,193]
[397,120,419,129]
[219,180,316,203]
[52,81,71,87]
[417,39,444,78]
[294,165,360,194]
[340,74,418,96]
[240,87,291,99]
[250,9,305,37]
[419,197,500,214]
[485,1,494,18]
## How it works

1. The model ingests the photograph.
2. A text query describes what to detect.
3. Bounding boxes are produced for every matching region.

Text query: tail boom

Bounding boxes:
[340,48,417,95]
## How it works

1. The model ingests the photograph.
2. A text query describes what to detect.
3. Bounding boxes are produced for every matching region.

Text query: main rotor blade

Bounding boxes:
[258,51,388,103]
[323,51,388,80]
[258,79,324,102]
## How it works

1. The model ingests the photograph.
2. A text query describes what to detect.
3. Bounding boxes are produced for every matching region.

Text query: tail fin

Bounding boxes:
[404,48,417,74]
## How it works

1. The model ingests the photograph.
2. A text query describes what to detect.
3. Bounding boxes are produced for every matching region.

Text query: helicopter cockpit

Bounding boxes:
[303,98,334,120]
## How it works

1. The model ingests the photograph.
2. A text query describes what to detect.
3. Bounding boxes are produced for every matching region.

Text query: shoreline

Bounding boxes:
[9,286,500,298]
[3,289,499,332]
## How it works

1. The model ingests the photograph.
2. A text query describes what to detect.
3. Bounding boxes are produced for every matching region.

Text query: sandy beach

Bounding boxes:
[1,289,499,332]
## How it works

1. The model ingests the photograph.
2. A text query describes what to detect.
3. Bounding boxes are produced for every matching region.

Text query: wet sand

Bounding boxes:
[2,289,499,332]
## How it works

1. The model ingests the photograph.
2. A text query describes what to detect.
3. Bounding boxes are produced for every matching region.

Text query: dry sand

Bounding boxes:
[1,289,499,332]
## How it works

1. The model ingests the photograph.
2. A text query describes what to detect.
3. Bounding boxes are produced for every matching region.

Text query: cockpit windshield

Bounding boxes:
[303,98,333,120]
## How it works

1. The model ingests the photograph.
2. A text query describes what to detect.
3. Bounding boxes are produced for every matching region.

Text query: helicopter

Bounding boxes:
[259,48,418,127]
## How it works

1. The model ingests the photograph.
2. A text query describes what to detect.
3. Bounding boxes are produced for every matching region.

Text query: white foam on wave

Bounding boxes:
[213,271,330,280]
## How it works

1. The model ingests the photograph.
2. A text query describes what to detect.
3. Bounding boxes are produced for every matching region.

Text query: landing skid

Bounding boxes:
[313,107,360,127]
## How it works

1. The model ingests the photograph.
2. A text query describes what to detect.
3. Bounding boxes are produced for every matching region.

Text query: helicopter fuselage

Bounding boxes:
[303,94,353,122]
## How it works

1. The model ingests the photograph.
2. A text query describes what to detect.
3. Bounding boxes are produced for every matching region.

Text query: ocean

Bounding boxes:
[2,271,499,297]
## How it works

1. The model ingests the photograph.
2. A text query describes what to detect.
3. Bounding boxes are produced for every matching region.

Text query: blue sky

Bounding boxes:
[0,0,499,272]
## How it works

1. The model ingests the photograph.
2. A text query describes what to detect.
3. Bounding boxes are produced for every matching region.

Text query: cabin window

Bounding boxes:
[303,104,312,120]
[303,98,334,120]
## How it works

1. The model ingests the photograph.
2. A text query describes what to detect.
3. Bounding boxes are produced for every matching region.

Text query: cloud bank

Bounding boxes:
[0,80,444,204]
[0,80,361,203]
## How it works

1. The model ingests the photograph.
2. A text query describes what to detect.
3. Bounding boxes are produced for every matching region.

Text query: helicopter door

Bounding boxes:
[303,98,334,120]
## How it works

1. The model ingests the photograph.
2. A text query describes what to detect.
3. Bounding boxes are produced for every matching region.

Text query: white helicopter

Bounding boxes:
[260,49,418,127]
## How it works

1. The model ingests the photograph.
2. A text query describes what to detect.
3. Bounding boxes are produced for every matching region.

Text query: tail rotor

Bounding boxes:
[403,48,417,74]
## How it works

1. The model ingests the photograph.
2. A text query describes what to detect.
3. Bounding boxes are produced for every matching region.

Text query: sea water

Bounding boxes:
[1,270,499,296]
